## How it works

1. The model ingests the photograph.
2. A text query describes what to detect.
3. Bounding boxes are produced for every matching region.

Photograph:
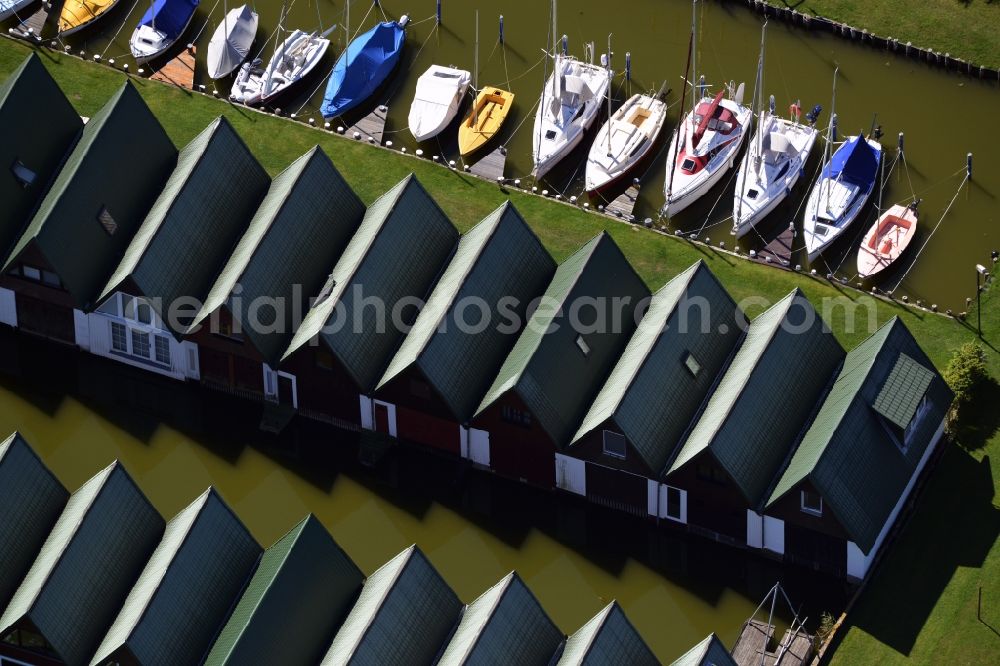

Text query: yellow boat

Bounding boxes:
[58,0,120,36]
[458,87,514,157]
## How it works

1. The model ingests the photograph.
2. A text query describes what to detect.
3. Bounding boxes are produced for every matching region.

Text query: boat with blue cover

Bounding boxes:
[129,0,200,64]
[320,15,409,120]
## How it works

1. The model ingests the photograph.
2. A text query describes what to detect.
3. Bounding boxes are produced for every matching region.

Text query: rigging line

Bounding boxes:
[189,0,223,45]
[349,0,375,42]
[484,37,500,68]
[901,149,918,203]
[694,165,741,238]
[503,52,546,84]
[890,173,969,294]
[251,0,295,60]
[501,90,540,147]
[100,0,144,56]
[381,22,436,105]
[376,0,388,23]
[501,39,511,90]
[406,14,439,26]
[294,59,334,115]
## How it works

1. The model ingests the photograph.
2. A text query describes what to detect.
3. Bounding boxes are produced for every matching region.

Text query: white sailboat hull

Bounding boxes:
[207,5,259,79]
[585,93,667,192]
[407,65,472,142]
[230,30,329,105]
[129,9,197,64]
[732,115,818,238]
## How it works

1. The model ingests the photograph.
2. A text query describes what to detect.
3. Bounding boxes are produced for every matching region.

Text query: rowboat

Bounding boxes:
[57,0,120,36]
[206,4,259,79]
[231,28,332,105]
[458,88,514,157]
[408,65,471,142]
[857,203,918,278]
[320,15,409,119]
[802,133,882,262]
[129,0,200,64]
[585,92,667,192]
[0,0,35,22]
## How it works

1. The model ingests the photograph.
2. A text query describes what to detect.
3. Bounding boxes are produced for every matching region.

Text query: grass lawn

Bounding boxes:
[762,0,1000,70]
[2,38,1000,664]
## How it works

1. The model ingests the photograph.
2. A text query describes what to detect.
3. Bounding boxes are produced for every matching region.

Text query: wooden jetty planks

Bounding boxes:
[349,105,388,145]
[731,619,813,666]
[604,184,640,220]
[469,145,507,181]
[753,224,796,268]
[150,45,196,89]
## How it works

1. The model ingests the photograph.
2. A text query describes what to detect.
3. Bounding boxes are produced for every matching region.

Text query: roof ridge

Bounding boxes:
[460,571,516,662]
[0,431,64,491]
[352,544,417,660]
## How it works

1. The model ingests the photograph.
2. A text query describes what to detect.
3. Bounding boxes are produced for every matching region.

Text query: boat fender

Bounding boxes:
[789,102,801,122]
[398,14,410,28]
[805,103,822,125]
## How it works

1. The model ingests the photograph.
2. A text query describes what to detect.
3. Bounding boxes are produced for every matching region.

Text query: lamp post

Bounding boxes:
[977,264,988,337]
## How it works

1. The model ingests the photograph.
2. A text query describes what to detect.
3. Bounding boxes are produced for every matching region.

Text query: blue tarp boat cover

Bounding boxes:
[320,20,406,119]
[821,134,880,187]
[139,0,199,39]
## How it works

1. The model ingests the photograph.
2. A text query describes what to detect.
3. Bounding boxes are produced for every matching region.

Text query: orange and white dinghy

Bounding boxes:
[857,202,919,278]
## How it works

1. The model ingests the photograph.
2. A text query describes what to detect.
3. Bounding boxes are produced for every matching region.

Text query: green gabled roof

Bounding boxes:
[91,487,261,666]
[669,633,736,666]
[321,544,462,666]
[0,53,82,257]
[872,352,936,429]
[189,147,365,364]
[0,461,163,666]
[668,289,845,508]
[282,174,458,392]
[767,318,951,553]
[0,432,67,612]
[4,81,176,309]
[205,514,363,666]
[100,116,269,334]
[572,261,744,474]
[556,601,658,666]
[376,202,555,421]
[437,572,562,666]
[475,232,650,446]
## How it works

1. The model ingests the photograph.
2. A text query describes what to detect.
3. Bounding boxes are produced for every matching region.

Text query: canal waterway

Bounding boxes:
[0,328,850,660]
[16,0,997,310]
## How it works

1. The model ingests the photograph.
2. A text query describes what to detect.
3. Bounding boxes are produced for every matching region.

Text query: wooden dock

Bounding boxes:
[469,145,507,181]
[753,223,796,268]
[11,1,54,40]
[349,105,388,145]
[604,183,640,221]
[150,45,196,89]
[731,619,813,666]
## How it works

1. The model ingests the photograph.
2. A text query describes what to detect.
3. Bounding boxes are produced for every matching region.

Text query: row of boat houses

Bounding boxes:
[1,53,952,583]
[0,430,737,666]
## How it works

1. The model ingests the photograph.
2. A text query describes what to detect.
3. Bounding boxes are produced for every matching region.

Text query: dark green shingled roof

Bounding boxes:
[0,432,67,612]
[668,290,845,509]
[190,147,365,364]
[100,116,269,334]
[0,53,82,257]
[768,317,952,553]
[669,633,736,666]
[437,572,563,666]
[872,353,936,429]
[91,487,261,666]
[376,202,555,422]
[571,261,745,475]
[321,544,462,666]
[555,601,658,666]
[475,232,650,447]
[4,82,177,309]
[283,174,458,392]
[0,461,164,666]
[205,514,363,666]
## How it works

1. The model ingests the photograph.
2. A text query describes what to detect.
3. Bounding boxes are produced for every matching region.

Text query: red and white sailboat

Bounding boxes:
[662,0,751,219]
[856,202,919,278]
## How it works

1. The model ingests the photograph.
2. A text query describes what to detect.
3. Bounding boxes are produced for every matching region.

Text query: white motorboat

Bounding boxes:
[531,0,611,180]
[662,0,750,219]
[207,4,259,79]
[407,65,471,142]
[732,22,819,238]
[585,92,667,192]
[128,0,199,64]
[231,25,332,105]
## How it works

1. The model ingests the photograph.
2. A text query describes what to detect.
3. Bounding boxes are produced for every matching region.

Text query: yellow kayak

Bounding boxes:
[458,87,514,157]
[58,0,120,36]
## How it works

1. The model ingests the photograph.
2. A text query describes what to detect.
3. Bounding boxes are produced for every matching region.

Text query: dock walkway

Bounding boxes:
[752,224,796,268]
[469,145,507,181]
[604,183,640,220]
[349,105,388,145]
[150,46,196,89]
[731,619,813,666]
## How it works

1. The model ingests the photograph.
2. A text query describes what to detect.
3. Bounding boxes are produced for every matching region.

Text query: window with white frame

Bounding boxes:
[665,485,683,521]
[98,292,172,366]
[602,430,626,459]
[800,490,823,516]
[110,322,127,352]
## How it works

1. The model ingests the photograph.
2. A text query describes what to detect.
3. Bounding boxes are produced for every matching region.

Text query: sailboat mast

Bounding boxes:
[606,33,613,157]
[666,26,695,203]
[690,0,698,112]
[551,0,558,97]
[822,67,838,211]
[473,10,479,126]
[758,21,767,158]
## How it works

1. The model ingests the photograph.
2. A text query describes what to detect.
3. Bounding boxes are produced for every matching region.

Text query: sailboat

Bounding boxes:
[320,10,410,119]
[531,0,612,180]
[408,65,471,142]
[57,0,121,35]
[802,70,882,262]
[662,0,751,219]
[856,202,919,278]
[1,0,36,22]
[458,11,515,157]
[230,2,334,105]
[207,3,259,79]
[585,85,668,192]
[129,0,199,64]
[732,22,819,238]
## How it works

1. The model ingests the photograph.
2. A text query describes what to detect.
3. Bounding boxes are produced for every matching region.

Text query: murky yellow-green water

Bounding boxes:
[0,332,846,660]
[31,0,999,310]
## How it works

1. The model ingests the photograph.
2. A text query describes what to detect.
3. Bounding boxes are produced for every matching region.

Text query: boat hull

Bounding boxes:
[206,5,259,79]
[407,65,471,142]
[57,0,121,36]
[321,19,406,119]
[458,88,514,156]
[857,204,918,278]
[585,93,667,192]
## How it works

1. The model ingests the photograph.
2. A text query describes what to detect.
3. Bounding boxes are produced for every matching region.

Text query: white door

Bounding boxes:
[0,288,17,327]
[469,428,490,466]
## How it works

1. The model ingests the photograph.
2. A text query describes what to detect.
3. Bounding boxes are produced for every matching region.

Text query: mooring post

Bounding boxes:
[831,113,838,142]
[967,153,973,181]
[436,0,441,25]
[499,14,503,44]
[562,34,568,55]
[898,132,904,156]
[625,51,631,81]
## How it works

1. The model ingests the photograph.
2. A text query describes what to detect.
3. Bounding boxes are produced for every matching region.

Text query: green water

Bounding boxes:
[42,0,999,310]
[0,330,848,660]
